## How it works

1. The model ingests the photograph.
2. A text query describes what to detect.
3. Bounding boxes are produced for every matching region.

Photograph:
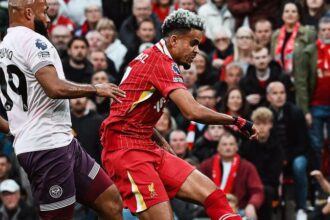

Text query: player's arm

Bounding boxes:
[0,116,10,134]
[35,65,125,101]
[151,128,176,155]
[169,88,258,139]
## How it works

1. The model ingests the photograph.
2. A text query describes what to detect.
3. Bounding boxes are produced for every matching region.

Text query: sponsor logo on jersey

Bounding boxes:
[49,185,63,199]
[35,39,48,50]
[173,76,183,83]
[172,63,180,75]
[38,51,50,59]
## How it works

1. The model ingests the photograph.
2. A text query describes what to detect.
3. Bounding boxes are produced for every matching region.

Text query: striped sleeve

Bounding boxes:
[150,59,186,98]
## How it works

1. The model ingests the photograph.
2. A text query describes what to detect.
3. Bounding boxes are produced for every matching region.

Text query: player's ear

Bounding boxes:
[168,35,178,47]
[24,7,35,21]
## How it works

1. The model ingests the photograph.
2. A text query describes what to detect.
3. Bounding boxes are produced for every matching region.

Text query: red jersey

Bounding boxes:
[152,3,170,22]
[310,69,330,106]
[101,40,186,150]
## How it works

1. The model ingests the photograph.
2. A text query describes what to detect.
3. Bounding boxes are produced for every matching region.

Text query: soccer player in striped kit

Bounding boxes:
[101,9,259,220]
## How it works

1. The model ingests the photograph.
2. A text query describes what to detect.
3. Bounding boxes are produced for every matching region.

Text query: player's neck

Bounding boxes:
[10,22,33,30]
[164,39,176,61]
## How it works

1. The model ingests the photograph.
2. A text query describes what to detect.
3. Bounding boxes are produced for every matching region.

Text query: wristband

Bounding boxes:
[233,116,253,132]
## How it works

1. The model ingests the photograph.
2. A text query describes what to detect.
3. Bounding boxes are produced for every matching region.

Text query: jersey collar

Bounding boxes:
[155,39,173,60]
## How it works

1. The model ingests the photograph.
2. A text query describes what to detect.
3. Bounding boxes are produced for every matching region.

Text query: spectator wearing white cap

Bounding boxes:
[0,179,37,220]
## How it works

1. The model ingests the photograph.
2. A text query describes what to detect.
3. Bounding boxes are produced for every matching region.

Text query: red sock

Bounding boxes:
[204,189,242,220]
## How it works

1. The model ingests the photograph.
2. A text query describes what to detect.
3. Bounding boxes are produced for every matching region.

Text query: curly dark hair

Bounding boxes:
[162,9,205,37]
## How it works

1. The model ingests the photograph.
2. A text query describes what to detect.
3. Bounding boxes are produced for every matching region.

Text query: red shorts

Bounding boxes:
[102,146,195,214]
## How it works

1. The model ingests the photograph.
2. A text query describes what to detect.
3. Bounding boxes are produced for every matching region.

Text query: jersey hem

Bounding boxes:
[15,135,74,155]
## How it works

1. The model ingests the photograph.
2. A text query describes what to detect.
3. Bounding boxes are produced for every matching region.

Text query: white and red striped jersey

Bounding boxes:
[101,39,186,150]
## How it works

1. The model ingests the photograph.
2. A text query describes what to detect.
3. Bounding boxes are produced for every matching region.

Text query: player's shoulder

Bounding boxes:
[147,45,177,67]
[4,27,51,49]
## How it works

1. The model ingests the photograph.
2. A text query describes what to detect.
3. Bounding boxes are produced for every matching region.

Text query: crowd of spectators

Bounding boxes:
[0,0,330,219]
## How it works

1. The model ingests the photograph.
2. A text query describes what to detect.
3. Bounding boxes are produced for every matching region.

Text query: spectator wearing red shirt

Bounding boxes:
[76,4,102,36]
[305,16,330,171]
[152,0,175,22]
[200,133,264,220]
[211,26,234,79]
[227,0,279,30]
[46,0,75,35]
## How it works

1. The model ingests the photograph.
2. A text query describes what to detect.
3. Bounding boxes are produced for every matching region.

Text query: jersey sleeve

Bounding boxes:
[150,59,186,98]
[25,35,56,75]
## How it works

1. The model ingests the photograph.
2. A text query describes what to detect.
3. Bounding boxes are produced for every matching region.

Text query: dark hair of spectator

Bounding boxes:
[196,85,216,97]
[155,0,174,6]
[0,153,10,163]
[196,51,212,75]
[68,36,89,49]
[162,9,205,37]
[218,132,237,144]
[253,18,273,31]
[220,87,250,118]
[302,0,327,20]
[252,43,269,54]
[281,1,303,23]
[137,18,156,30]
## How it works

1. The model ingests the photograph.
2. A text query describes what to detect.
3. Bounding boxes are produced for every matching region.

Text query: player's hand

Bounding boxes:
[249,125,259,140]
[233,116,259,140]
[322,202,330,215]
[94,83,126,102]
[310,170,324,181]
[244,204,257,220]
[305,113,312,127]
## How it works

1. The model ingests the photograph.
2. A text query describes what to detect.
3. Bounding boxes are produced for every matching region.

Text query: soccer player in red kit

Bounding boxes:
[101,9,258,220]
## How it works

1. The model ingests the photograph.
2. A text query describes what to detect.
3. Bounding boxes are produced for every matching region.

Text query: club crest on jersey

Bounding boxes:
[172,63,180,75]
[148,182,158,198]
[35,39,48,50]
[49,185,63,199]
